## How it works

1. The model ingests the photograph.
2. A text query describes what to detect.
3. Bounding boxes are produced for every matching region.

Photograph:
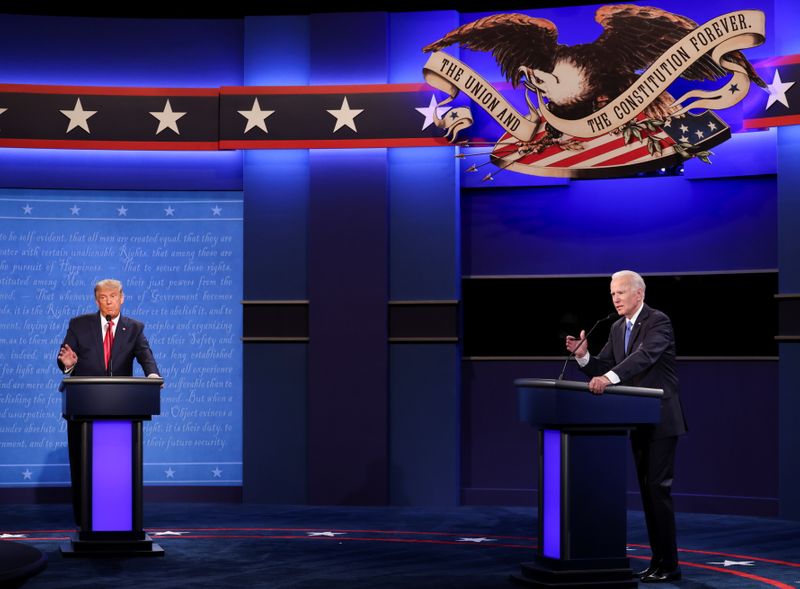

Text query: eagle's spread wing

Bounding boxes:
[423,13,559,88]
[594,5,765,87]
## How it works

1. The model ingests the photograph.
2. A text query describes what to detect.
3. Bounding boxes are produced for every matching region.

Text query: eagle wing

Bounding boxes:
[423,13,559,88]
[594,5,765,87]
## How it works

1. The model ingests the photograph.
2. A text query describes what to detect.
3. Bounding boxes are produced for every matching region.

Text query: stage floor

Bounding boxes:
[1,503,798,588]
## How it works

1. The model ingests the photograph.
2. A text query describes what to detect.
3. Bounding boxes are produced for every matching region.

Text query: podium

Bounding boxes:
[512,378,663,588]
[60,376,164,557]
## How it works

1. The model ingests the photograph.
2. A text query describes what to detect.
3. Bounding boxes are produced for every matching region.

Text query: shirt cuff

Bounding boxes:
[605,370,620,384]
[575,352,590,367]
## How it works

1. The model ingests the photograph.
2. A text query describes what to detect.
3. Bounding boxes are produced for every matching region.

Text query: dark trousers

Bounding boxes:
[631,432,679,568]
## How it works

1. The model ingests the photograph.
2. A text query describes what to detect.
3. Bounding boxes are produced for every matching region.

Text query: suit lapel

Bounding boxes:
[111,316,129,357]
[612,318,626,361]
[628,304,650,354]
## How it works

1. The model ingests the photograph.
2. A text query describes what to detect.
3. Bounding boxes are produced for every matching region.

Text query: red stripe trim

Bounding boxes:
[0,139,218,150]
[744,114,800,128]
[0,84,218,96]
[753,54,800,67]
[629,555,797,589]
[221,83,431,95]
[219,138,450,149]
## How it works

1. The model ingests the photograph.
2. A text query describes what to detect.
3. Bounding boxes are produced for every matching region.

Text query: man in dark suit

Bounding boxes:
[57,278,160,527]
[565,270,687,584]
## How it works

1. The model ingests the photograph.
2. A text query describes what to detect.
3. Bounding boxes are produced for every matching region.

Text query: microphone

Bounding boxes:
[557,312,618,381]
[105,314,114,377]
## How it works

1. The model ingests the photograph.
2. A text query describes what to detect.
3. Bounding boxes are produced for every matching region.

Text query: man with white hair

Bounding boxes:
[57,278,160,527]
[565,270,687,584]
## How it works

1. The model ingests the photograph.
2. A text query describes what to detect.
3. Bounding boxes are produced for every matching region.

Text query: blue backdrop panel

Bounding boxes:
[307,148,389,505]
[244,16,310,86]
[390,344,460,506]
[388,147,459,300]
[0,189,242,488]
[243,343,307,503]
[0,14,243,87]
[309,13,388,85]
[462,175,777,276]
[243,150,309,300]
[0,150,243,192]
[388,11,459,84]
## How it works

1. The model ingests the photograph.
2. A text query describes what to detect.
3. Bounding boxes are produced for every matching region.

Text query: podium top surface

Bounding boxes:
[60,376,164,389]
[515,378,662,428]
[514,378,663,398]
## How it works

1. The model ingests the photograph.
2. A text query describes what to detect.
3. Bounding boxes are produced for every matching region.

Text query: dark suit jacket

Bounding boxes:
[580,303,687,439]
[57,312,159,377]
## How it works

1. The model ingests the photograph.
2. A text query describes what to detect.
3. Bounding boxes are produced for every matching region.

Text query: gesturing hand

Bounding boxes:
[565,330,589,358]
[58,344,78,370]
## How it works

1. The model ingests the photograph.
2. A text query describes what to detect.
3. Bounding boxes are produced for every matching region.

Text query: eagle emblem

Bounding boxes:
[422,5,767,179]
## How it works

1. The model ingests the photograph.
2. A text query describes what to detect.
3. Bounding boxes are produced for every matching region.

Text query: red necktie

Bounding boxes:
[104,320,114,370]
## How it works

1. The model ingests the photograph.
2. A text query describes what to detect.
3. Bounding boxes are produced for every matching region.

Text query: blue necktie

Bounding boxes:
[624,320,633,354]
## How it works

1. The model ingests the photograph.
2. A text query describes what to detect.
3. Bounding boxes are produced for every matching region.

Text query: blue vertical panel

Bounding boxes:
[308,148,389,505]
[92,421,133,531]
[243,344,307,503]
[542,429,561,559]
[776,0,800,516]
[242,150,309,300]
[389,345,459,506]
[387,12,462,507]
[309,13,388,85]
[241,16,311,504]
[388,147,459,300]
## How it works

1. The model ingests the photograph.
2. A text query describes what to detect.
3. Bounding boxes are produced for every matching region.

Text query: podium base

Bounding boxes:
[60,533,165,558]
[0,542,47,587]
[511,558,637,588]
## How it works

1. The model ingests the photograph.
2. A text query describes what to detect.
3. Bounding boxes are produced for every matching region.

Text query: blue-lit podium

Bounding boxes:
[60,377,164,557]
[512,378,662,588]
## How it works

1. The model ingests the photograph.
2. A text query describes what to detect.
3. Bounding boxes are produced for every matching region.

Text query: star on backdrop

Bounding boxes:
[211,206,222,216]
[164,205,175,216]
[306,532,346,537]
[60,98,97,133]
[457,537,496,543]
[415,94,450,130]
[211,467,223,478]
[117,205,128,216]
[766,69,795,109]
[22,204,32,215]
[327,97,364,133]
[238,98,275,134]
[70,205,80,216]
[150,99,187,134]
[165,467,175,478]
[22,469,32,480]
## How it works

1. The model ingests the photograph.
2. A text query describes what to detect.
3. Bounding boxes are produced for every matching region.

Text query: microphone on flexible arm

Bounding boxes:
[106,314,114,377]
[557,312,619,381]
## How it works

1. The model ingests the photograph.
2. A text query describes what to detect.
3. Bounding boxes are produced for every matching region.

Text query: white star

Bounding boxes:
[70,205,80,216]
[766,69,795,110]
[60,98,97,134]
[211,467,222,478]
[662,118,672,128]
[211,206,222,216]
[117,205,128,216]
[152,530,187,536]
[679,135,689,143]
[22,469,32,480]
[708,121,717,131]
[457,537,496,543]
[679,124,689,133]
[0,533,27,539]
[708,560,755,567]
[164,206,175,217]
[22,204,33,215]
[238,98,275,134]
[165,467,175,478]
[327,97,364,133]
[306,532,345,537]
[150,99,187,135]
[694,129,705,139]
[415,94,450,130]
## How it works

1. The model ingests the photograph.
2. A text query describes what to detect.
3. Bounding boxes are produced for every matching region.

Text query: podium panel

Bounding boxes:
[60,377,164,557]
[512,379,662,588]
